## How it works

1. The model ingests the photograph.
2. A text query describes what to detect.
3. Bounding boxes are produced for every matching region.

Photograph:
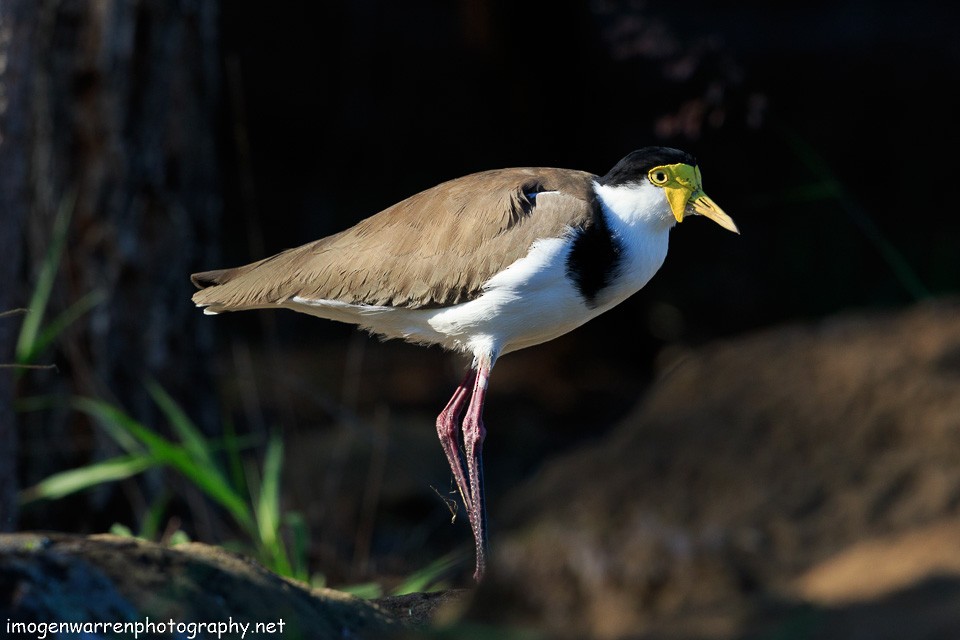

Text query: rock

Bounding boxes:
[0,532,447,639]
[468,299,960,639]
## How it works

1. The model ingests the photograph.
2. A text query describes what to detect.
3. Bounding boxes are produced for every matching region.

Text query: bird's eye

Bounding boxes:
[649,169,669,185]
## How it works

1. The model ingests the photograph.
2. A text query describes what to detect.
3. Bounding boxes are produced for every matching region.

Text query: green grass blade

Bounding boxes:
[154,445,255,534]
[146,382,257,534]
[26,289,106,362]
[223,418,247,495]
[15,394,63,413]
[19,454,155,504]
[256,434,283,546]
[160,448,255,534]
[146,379,214,467]
[70,396,147,455]
[16,190,76,365]
[72,395,255,533]
[284,511,310,583]
[390,552,458,595]
[139,492,172,541]
[248,434,292,576]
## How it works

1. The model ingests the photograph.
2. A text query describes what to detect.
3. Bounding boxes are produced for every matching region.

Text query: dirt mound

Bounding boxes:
[469,299,960,639]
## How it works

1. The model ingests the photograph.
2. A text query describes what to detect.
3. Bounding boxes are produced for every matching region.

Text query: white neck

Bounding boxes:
[589,179,673,308]
[593,180,675,232]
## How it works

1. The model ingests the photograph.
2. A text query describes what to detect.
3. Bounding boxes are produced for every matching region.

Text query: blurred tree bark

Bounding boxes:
[1,0,222,529]
[0,1,33,531]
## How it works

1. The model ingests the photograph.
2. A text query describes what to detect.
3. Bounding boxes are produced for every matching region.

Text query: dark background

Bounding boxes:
[5,0,960,587]
[219,0,960,352]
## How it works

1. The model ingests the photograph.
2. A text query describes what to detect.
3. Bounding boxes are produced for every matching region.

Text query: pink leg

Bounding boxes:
[435,369,476,518]
[462,360,491,581]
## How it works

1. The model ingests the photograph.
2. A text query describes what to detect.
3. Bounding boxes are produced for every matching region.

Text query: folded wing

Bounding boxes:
[191,167,598,312]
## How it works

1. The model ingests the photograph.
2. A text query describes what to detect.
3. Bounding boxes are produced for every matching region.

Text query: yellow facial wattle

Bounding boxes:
[648,163,738,234]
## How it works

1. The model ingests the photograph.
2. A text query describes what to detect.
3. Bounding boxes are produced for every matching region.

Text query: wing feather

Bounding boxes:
[192,167,597,311]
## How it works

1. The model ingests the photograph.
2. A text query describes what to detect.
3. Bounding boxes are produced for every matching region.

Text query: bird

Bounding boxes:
[190,146,737,581]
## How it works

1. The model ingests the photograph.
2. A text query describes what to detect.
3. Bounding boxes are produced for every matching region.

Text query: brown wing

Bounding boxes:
[191,167,598,310]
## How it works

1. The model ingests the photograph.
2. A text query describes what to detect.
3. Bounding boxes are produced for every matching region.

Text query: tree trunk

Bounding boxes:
[4,0,222,530]
[0,0,35,531]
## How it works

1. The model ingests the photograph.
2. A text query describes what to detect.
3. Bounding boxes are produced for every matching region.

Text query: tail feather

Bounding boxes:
[190,253,291,311]
[191,268,235,290]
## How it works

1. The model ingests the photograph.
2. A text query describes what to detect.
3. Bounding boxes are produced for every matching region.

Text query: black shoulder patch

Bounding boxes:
[565,198,623,307]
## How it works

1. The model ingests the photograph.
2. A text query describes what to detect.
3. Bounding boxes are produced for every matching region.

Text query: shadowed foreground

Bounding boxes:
[0,533,461,639]
[5,300,960,639]
[468,298,960,639]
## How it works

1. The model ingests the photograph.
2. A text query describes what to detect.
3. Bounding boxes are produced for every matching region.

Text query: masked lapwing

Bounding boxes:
[191,146,738,581]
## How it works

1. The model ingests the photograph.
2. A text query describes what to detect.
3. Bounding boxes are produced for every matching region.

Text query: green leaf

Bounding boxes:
[71,396,148,455]
[146,378,214,467]
[139,493,172,541]
[72,395,255,534]
[27,289,106,361]
[390,552,458,596]
[15,394,63,414]
[19,454,155,503]
[16,190,76,365]
[284,511,310,583]
[223,417,247,496]
[256,434,283,546]
[258,434,293,576]
[168,530,191,546]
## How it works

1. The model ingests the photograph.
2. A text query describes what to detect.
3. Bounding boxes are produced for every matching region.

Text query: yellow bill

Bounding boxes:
[652,163,738,234]
[690,192,738,233]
